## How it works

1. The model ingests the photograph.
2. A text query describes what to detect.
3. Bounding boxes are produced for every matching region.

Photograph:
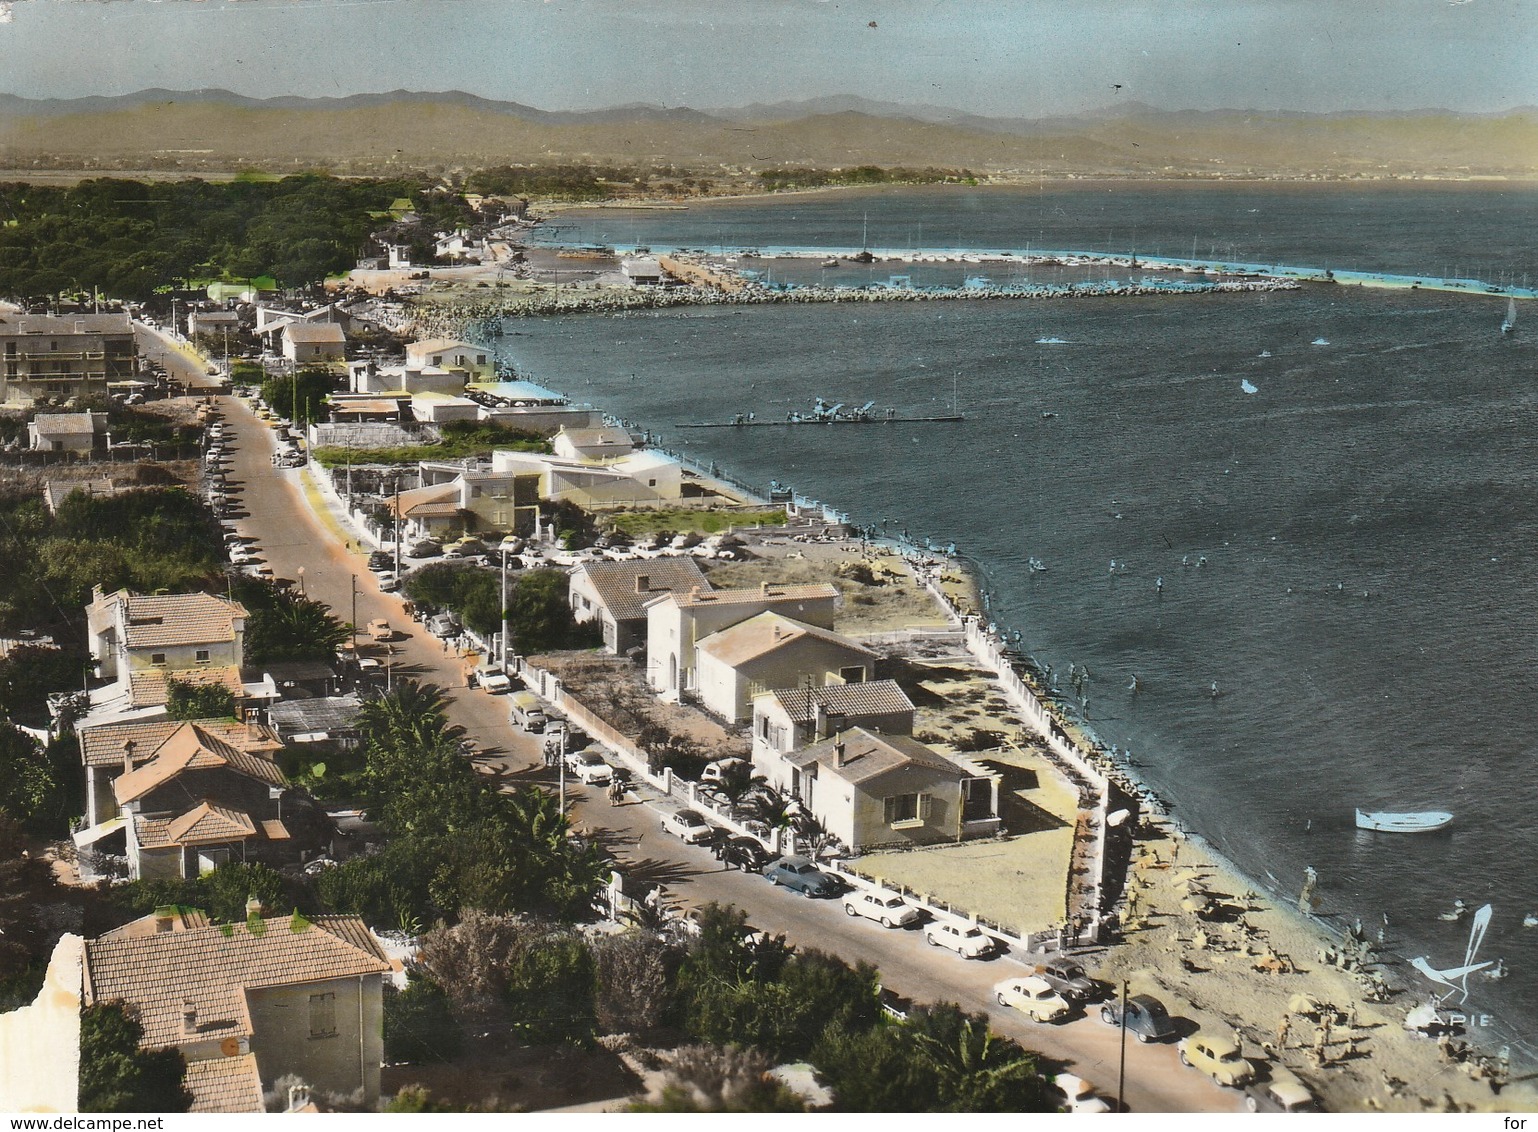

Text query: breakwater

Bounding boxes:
[406,274,1298,336]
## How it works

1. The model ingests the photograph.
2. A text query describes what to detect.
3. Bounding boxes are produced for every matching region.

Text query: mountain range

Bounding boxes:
[1,89,1534,180]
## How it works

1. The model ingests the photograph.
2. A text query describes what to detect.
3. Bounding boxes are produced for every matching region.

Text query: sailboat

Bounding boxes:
[1501,298,1517,334]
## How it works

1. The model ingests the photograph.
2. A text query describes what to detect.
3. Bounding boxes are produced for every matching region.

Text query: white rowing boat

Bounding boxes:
[1355,808,1453,833]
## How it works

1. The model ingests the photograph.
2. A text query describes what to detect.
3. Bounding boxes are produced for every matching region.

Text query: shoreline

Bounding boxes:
[407,269,1534,1113]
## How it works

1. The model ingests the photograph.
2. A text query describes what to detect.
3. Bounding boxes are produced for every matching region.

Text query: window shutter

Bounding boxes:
[883,796,897,824]
[918,794,932,821]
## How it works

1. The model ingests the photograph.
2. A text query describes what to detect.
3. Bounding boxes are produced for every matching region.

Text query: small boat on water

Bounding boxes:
[1355,808,1453,833]
[1501,298,1517,334]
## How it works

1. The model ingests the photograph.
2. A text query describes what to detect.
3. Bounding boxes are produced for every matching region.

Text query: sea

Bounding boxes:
[501,182,1538,1056]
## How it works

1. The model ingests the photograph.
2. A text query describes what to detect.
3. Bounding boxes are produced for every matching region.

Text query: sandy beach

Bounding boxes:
[727,533,1535,1113]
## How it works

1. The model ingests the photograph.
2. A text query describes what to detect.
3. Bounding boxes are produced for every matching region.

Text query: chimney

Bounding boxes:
[772,623,783,641]
[761,580,772,596]
[182,1002,198,1034]
[121,739,137,775]
[833,738,847,768]
[154,911,174,933]
[635,574,650,594]
[813,699,828,740]
[245,895,263,919]
[246,715,263,743]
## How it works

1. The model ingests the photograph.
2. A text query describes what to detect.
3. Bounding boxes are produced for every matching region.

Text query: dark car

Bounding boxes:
[762,855,840,898]
[368,551,393,570]
[718,836,773,872]
[1099,993,1179,1043]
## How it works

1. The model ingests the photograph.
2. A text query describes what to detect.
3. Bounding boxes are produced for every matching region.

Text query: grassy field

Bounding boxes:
[601,506,785,536]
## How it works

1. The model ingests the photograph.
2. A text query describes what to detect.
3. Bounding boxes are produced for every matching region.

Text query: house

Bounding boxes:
[646,582,840,698]
[187,310,242,340]
[86,587,248,711]
[693,612,877,724]
[0,313,138,407]
[27,411,106,453]
[41,477,127,514]
[767,726,1000,851]
[568,558,710,656]
[405,338,494,381]
[621,257,664,286]
[751,679,915,769]
[81,909,390,1112]
[347,358,463,396]
[269,693,364,749]
[281,322,346,366]
[551,425,636,462]
[384,481,464,543]
[71,716,295,881]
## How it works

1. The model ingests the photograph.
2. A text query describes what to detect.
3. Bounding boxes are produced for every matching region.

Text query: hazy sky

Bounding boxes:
[0,0,1533,116]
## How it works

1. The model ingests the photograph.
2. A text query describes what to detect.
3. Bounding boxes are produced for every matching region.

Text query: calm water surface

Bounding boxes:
[505,182,1538,1053]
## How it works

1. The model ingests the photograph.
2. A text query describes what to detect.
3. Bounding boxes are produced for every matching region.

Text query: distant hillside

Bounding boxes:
[0,89,1534,180]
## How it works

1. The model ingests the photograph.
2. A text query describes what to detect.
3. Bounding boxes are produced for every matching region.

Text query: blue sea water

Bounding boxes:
[503,182,1538,1054]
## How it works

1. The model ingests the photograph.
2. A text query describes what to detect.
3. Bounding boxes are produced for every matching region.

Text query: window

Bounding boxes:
[195,649,211,663]
[150,652,167,665]
[308,992,337,1038]
[838,666,867,684]
[884,793,931,827]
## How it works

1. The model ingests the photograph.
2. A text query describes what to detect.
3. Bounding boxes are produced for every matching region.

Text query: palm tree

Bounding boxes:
[743,788,797,854]
[791,810,838,859]
[710,761,767,816]
[913,1013,1044,1111]
[357,680,464,749]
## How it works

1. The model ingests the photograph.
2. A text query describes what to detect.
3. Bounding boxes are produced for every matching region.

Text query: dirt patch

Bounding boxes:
[382,1037,641,1112]
[705,540,954,635]
[528,651,748,765]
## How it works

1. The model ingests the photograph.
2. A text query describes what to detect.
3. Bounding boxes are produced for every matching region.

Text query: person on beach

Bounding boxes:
[1275,1015,1292,1051]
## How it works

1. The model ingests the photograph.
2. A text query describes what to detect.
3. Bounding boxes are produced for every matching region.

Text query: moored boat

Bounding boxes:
[1355,808,1453,833]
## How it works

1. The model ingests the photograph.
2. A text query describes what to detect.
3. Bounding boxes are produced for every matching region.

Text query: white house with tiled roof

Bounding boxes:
[693,611,877,723]
[773,726,1000,851]
[568,557,710,656]
[81,910,390,1112]
[405,337,493,381]
[87,587,248,711]
[27,410,106,453]
[645,581,840,698]
[281,321,346,365]
[751,678,916,766]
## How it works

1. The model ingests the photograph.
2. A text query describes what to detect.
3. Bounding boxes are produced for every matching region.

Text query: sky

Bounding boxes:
[0,0,1533,118]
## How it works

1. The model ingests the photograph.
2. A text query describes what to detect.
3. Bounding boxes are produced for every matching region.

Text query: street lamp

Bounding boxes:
[1116,979,1129,1114]
[297,566,305,596]
[499,537,517,673]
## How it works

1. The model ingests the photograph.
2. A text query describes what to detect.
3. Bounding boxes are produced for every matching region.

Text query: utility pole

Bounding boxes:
[1116,980,1129,1114]
[392,475,402,580]
[500,544,510,673]
[350,574,358,652]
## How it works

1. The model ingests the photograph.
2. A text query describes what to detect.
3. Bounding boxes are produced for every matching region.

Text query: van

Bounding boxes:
[509,691,546,731]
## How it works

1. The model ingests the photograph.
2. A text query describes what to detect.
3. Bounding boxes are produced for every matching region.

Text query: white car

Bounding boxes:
[474,668,511,693]
[843,890,921,928]
[925,920,998,959]
[701,757,748,783]
[661,808,714,844]
[564,748,612,785]
[994,975,1071,1022]
[1053,1073,1112,1114]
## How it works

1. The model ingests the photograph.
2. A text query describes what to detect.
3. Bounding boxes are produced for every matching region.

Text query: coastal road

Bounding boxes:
[221,393,1238,1112]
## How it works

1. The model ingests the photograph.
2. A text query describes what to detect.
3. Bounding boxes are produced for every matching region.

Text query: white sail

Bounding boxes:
[1502,298,1517,333]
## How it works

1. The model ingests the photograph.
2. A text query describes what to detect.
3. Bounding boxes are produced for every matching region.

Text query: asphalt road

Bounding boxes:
[216,390,1239,1113]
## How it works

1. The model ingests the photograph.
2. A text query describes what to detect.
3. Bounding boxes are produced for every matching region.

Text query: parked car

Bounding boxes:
[1243,1069,1319,1113]
[718,835,773,872]
[1032,957,1102,1004]
[509,691,546,731]
[1098,993,1179,1043]
[843,890,921,928]
[565,748,612,785]
[924,920,998,959]
[368,551,394,570]
[367,619,394,642]
[474,668,511,693]
[661,808,714,844]
[427,613,462,639]
[1052,1074,1112,1114]
[1178,1033,1256,1088]
[993,975,1071,1022]
[702,756,749,783]
[762,855,840,898]
[378,575,400,593]
[407,539,443,558]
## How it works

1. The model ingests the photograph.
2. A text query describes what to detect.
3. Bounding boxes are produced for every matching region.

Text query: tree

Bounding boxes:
[629,1044,805,1113]
[78,1001,192,1113]
[508,569,599,652]
[260,368,336,426]
[0,723,65,834]
[165,680,236,721]
[383,976,463,1065]
[592,930,671,1033]
[234,578,350,665]
[909,1004,1053,1112]
[0,645,87,728]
